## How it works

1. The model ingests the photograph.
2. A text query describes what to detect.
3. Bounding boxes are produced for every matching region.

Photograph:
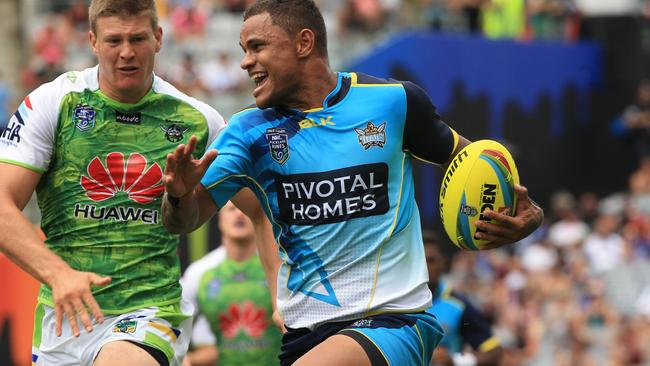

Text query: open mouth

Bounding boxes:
[118,66,139,74]
[250,72,268,96]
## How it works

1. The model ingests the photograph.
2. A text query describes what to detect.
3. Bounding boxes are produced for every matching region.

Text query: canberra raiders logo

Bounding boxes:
[265,127,290,165]
[160,123,189,142]
[74,104,96,131]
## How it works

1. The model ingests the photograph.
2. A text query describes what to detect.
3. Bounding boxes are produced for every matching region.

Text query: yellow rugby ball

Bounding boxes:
[439,140,519,250]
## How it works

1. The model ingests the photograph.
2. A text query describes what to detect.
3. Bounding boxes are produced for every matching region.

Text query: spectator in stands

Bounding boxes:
[170,3,208,40]
[481,0,526,39]
[425,0,484,34]
[33,17,66,70]
[169,52,211,98]
[63,0,90,43]
[547,190,590,249]
[424,230,503,366]
[619,80,650,160]
[526,0,575,41]
[583,213,626,275]
[220,0,254,13]
[199,51,247,95]
[338,0,387,35]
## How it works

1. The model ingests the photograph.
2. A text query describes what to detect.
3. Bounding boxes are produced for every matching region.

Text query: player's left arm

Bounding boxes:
[401,81,543,247]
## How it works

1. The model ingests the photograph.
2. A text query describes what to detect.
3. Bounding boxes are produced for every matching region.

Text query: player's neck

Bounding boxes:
[224,238,257,262]
[98,73,153,104]
[285,62,337,111]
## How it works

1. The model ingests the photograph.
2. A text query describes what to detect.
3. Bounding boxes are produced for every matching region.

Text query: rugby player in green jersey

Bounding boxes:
[0,1,226,365]
[181,201,281,366]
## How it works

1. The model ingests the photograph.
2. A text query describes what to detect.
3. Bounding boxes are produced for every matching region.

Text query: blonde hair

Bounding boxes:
[89,0,158,34]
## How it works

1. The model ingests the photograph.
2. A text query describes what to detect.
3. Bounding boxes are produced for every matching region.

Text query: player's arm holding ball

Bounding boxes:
[402,81,543,249]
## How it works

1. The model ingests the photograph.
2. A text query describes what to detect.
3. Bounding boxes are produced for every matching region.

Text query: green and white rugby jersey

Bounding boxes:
[0,66,225,312]
[196,255,281,366]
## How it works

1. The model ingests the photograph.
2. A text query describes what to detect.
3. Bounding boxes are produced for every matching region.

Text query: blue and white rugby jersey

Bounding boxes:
[201,72,459,329]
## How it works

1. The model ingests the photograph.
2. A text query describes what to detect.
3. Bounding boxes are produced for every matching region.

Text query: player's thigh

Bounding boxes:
[293,334,371,366]
[94,340,161,366]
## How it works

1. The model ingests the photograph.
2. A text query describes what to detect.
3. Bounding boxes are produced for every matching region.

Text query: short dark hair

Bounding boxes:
[243,0,328,56]
[89,0,158,34]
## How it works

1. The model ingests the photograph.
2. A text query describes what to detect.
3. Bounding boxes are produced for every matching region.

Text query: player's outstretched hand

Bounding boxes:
[474,184,543,249]
[163,135,217,199]
[50,268,111,337]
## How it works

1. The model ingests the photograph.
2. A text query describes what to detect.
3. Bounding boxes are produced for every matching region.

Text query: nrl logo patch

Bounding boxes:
[265,127,289,165]
[74,104,96,132]
[160,123,189,142]
[354,121,386,149]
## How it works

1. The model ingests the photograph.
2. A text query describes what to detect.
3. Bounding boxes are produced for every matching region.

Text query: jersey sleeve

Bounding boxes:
[455,292,499,351]
[401,81,458,165]
[200,117,255,208]
[0,82,60,173]
[204,105,226,147]
[190,314,217,346]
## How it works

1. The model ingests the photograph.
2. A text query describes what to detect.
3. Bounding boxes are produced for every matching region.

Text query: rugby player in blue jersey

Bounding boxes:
[161,1,543,365]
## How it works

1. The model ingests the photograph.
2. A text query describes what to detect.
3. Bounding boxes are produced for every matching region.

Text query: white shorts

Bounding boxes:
[31,299,193,366]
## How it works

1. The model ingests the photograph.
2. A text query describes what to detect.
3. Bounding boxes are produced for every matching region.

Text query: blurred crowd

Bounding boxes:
[5,1,650,365]
[440,163,650,365]
[16,0,650,102]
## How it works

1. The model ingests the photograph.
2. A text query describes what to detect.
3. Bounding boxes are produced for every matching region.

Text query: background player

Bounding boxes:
[161,1,543,365]
[424,230,503,366]
[181,201,281,366]
[0,0,225,365]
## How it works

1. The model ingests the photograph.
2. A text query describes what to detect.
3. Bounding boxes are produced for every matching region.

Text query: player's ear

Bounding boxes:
[296,28,315,59]
[154,26,163,53]
[89,30,99,55]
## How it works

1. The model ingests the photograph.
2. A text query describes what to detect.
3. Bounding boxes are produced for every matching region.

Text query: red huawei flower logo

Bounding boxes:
[80,152,164,204]
[219,301,268,339]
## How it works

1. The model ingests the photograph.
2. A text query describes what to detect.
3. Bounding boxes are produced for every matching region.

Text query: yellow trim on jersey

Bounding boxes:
[303,107,324,113]
[230,107,258,118]
[403,149,442,166]
[388,153,408,238]
[365,153,407,311]
[478,336,501,352]
[403,127,459,166]
[414,324,426,366]
[351,72,358,85]
[342,329,391,366]
[0,159,46,173]
[450,128,460,152]
[349,72,402,88]
[148,322,177,343]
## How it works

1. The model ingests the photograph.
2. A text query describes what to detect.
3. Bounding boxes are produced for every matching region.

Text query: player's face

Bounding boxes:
[425,244,445,285]
[239,13,301,109]
[219,201,255,241]
[90,12,162,104]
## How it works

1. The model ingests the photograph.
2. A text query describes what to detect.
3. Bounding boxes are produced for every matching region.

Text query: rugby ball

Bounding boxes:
[439,140,519,250]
